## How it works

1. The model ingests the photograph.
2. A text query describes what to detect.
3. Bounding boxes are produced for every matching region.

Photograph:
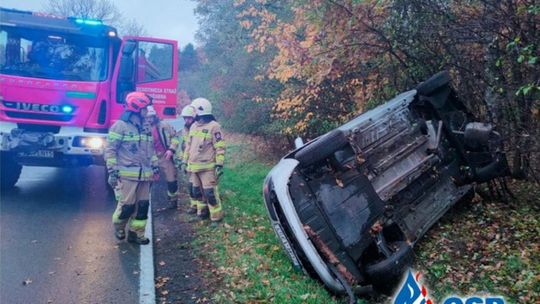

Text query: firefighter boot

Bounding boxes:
[115,228,126,240]
[127,231,150,245]
[186,199,199,214]
[197,203,209,220]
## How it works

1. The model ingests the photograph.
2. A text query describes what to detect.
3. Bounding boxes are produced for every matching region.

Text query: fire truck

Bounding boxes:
[0,8,179,189]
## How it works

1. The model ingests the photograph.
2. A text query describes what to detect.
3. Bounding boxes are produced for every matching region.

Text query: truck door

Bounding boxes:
[111,36,178,121]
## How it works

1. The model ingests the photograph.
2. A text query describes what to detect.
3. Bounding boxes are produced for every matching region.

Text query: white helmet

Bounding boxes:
[180,105,196,118]
[146,105,157,116]
[191,97,212,116]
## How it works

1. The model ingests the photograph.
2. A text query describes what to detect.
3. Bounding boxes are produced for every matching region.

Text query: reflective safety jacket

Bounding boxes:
[105,115,158,181]
[183,120,225,172]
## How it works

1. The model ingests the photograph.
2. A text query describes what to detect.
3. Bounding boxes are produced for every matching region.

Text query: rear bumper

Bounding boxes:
[0,122,106,166]
[262,158,345,293]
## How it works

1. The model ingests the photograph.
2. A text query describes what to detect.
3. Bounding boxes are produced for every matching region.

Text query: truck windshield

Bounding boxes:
[0,28,108,81]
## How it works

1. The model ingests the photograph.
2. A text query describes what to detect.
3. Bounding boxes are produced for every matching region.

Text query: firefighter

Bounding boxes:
[174,105,197,212]
[105,91,158,245]
[145,105,180,207]
[183,98,225,223]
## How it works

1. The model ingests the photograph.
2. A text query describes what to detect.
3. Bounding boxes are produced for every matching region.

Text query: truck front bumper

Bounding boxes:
[0,123,106,166]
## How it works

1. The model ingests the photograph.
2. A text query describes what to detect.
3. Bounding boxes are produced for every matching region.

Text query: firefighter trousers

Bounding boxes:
[189,169,223,221]
[158,154,178,201]
[112,180,151,237]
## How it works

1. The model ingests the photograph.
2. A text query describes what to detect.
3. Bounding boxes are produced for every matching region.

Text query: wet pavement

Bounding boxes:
[0,166,140,304]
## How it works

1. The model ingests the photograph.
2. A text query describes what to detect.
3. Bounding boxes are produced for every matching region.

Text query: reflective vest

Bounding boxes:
[105,116,158,181]
[183,120,225,172]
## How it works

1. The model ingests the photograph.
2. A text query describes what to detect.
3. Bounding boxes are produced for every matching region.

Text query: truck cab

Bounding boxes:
[0,8,178,189]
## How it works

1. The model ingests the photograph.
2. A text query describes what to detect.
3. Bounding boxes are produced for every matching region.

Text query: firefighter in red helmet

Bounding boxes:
[105,91,159,245]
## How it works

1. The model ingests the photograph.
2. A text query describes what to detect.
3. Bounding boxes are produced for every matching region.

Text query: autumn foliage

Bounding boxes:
[192,0,539,177]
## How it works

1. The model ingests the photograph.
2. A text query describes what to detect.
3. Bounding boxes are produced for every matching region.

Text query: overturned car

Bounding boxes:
[262,71,509,295]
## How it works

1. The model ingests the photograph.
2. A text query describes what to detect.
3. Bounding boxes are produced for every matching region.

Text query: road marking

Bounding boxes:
[139,192,155,304]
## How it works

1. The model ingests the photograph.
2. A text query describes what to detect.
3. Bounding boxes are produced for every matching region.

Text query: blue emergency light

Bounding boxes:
[74,18,103,26]
[61,105,74,114]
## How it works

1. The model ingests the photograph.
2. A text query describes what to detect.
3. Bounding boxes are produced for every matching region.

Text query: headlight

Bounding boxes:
[76,136,105,149]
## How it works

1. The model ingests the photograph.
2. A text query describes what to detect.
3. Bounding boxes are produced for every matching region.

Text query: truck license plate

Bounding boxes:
[18,150,54,158]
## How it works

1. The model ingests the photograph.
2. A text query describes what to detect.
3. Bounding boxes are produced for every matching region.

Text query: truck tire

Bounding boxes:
[295,130,348,167]
[1,152,22,190]
[416,71,451,96]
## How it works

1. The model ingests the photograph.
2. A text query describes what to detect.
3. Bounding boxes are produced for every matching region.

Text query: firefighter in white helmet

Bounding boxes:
[144,105,180,208]
[174,104,197,211]
[183,98,225,223]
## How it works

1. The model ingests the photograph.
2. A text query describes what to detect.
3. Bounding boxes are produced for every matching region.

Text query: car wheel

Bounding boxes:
[416,70,451,96]
[364,241,414,295]
[295,129,348,167]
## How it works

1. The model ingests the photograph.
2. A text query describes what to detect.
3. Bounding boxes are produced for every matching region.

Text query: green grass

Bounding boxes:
[192,143,341,303]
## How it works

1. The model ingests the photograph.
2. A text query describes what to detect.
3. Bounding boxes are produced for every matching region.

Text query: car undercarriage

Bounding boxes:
[263,71,510,296]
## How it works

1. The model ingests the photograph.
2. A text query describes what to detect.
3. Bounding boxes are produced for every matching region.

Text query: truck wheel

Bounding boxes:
[416,70,451,96]
[364,241,414,295]
[1,152,22,190]
[295,130,348,167]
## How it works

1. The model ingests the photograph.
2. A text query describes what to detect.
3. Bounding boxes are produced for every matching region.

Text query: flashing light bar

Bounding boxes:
[74,18,103,26]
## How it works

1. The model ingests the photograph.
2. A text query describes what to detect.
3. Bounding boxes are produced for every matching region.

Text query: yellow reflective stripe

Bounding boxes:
[108,132,123,141]
[190,130,211,139]
[119,170,153,178]
[167,190,178,197]
[171,137,180,145]
[106,158,117,165]
[129,219,147,229]
[112,209,126,224]
[209,203,222,213]
[182,134,188,141]
[188,162,215,171]
[214,141,226,148]
[151,155,158,162]
[190,199,198,208]
[216,154,225,163]
[195,200,207,209]
[122,134,152,142]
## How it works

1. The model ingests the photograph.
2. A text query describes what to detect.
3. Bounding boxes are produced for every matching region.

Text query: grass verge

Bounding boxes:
[192,140,340,303]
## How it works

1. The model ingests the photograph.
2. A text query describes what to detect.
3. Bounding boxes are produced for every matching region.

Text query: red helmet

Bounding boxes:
[125,92,152,112]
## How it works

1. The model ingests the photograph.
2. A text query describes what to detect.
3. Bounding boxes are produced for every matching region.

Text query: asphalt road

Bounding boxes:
[0,166,140,304]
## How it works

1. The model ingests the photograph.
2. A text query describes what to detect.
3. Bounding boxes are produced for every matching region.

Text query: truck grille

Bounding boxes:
[5,111,72,122]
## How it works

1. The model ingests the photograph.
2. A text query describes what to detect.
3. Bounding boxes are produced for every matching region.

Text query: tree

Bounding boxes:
[43,0,121,25]
[120,18,147,36]
[43,0,146,37]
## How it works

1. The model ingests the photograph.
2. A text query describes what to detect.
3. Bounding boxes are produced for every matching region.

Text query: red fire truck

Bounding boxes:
[0,8,179,189]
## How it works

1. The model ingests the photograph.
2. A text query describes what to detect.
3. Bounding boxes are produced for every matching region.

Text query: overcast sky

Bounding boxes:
[1,0,199,49]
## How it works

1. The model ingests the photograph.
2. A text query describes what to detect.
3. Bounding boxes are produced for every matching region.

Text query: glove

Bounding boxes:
[215,165,224,178]
[152,166,160,181]
[108,169,119,188]
[164,149,174,160]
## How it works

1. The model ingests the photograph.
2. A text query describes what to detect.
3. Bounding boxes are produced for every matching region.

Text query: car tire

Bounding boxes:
[364,241,414,295]
[416,70,451,96]
[295,130,348,167]
[1,152,22,190]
